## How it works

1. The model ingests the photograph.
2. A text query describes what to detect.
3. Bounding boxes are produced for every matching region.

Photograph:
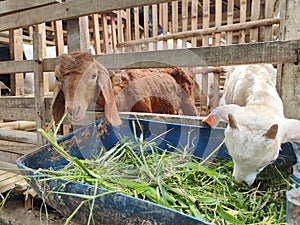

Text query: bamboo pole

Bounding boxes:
[0,128,37,144]
[117,18,280,48]
[0,121,36,131]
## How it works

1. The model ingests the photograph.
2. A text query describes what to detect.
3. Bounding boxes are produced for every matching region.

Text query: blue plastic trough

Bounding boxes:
[16,117,296,225]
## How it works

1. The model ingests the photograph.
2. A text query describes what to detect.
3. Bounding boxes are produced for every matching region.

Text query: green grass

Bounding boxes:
[38,118,294,225]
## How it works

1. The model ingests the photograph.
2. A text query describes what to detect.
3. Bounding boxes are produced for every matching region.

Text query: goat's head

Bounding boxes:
[204,104,281,186]
[51,52,121,126]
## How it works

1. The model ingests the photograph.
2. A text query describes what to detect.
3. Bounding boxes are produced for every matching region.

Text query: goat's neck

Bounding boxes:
[246,82,284,116]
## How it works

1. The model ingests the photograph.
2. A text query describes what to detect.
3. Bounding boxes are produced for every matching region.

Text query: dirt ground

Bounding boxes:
[0,192,77,225]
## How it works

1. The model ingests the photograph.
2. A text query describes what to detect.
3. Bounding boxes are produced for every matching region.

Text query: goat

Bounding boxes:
[203,64,300,185]
[51,52,197,127]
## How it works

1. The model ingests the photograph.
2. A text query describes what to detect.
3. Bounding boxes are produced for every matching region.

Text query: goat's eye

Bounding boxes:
[91,73,97,79]
[55,76,60,82]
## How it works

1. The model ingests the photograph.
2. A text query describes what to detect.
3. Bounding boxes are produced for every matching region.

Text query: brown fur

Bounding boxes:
[51,52,198,127]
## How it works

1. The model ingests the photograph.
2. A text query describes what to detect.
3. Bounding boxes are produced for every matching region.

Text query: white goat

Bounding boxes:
[204,64,300,185]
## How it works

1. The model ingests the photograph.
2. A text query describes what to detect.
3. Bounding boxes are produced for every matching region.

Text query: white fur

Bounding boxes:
[204,64,300,185]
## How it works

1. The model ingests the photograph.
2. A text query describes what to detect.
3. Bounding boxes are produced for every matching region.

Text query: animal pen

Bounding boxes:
[0,0,300,221]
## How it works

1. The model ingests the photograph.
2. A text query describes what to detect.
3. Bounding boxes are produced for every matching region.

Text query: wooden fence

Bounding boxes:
[0,0,300,157]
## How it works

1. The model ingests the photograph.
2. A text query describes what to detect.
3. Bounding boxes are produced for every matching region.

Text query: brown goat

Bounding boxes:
[52,52,197,127]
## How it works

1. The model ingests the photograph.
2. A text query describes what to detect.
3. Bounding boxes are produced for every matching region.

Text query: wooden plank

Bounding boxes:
[264,0,275,41]
[79,16,91,52]
[0,60,34,74]
[0,108,37,121]
[0,161,19,171]
[250,0,260,42]
[9,28,24,96]
[33,32,46,146]
[125,8,132,49]
[37,23,49,93]
[93,40,300,68]
[0,0,176,32]
[0,151,22,164]
[171,1,178,47]
[162,3,168,49]
[201,71,209,115]
[226,0,234,44]
[92,14,101,54]
[111,14,118,51]
[0,174,26,193]
[215,0,222,46]
[0,171,20,182]
[116,10,124,52]
[143,6,149,39]
[239,0,247,43]
[40,39,300,71]
[0,140,36,155]
[181,0,188,47]
[101,14,110,53]
[0,0,61,15]
[191,0,198,47]
[53,20,65,55]
[151,4,158,50]
[134,7,140,44]
[280,0,300,120]
[0,96,38,108]
[202,0,210,46]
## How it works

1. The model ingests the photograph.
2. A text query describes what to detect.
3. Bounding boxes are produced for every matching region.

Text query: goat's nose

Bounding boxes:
[67,105,81,115]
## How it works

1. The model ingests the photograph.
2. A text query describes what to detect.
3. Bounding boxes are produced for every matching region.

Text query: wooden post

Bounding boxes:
[280,0,300,119]
[66,16,90,52]
[53,20,65,55]
[181,0,188,47]
[33,30,45,146]
[239,0,247,43]
[36,23,49,93]
[226,0,234,44]
[9,28,24,96]
[91,14,101,54]
[191,0,198,47]
[101,14,110,53]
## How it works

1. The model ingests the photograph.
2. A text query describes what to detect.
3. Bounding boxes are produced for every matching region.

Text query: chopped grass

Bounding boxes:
[38,118,294,225]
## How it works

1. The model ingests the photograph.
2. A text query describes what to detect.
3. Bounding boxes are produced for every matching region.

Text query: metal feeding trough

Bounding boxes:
[16,118,297,225]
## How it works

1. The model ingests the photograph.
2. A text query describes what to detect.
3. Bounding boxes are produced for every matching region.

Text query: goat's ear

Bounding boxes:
[203,104,242,128]
[95,61,122,127]
[263,124,278,139]
[51,82,65,124]
[228,113,238,129]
